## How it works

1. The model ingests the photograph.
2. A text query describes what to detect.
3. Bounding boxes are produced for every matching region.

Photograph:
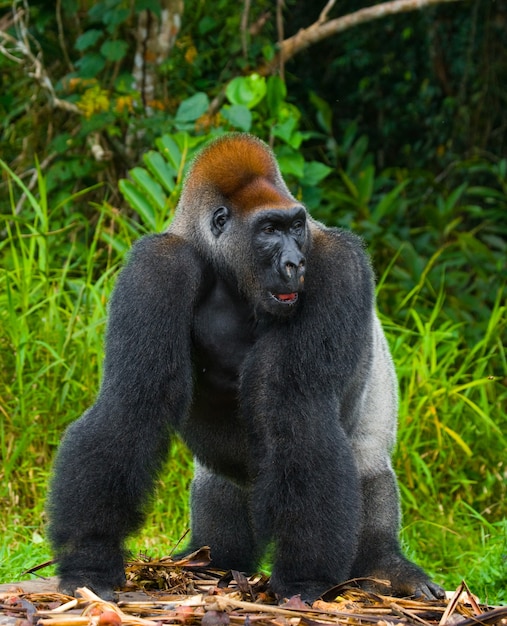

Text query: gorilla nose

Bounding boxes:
[284,259,305,278]
[281,256,306,286]
[279,236,306,285]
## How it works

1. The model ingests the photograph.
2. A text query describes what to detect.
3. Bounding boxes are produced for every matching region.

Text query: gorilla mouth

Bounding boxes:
[271,292,298,304]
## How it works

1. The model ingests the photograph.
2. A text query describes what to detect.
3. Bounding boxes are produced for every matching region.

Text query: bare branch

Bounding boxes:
[248,10,271,37]
[0,6,80,114]
[56,0,75,72]
[318,0,337,24]
[276,0,285,79]
[241,0,251,58]
[261,0,465,75]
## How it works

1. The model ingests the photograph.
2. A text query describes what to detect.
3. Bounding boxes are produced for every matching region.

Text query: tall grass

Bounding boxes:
[0,161,505,602]
[382,278,506,602]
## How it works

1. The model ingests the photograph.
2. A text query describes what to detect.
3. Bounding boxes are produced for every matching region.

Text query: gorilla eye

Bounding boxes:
[262,224,276,234]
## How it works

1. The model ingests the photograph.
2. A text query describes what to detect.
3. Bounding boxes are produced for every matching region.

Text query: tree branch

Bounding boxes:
[276,0,285,80]
[241,0,251,58]
[261,0,465,75]
[0,7,80,114]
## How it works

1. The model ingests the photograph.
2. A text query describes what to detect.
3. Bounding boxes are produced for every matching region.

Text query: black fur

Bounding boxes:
[47,134,444,603]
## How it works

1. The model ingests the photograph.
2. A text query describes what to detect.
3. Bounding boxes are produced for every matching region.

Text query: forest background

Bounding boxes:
[0,0,506,604]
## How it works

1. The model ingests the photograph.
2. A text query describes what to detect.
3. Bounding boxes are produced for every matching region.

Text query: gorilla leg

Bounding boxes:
[250,422,361,602]
[265,455,360,601]
[188,462,260,572]
[351,469,444,599]
[348,318,444,599]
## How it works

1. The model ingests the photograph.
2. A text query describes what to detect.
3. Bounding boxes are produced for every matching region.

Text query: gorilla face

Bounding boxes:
[210,204,308,317]
[251,207,308,316]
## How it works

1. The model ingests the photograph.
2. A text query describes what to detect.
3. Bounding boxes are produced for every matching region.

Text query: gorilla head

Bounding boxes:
[173,134,309,316]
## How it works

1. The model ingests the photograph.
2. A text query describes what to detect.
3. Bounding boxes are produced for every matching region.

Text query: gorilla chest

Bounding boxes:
[192,278,255,393]
[185,279,255,482]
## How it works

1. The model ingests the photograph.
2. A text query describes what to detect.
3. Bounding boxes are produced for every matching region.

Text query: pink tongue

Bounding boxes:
[277,293,297,302]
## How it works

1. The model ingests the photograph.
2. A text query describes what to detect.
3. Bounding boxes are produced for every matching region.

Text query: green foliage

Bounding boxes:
[118,132,207,231]
[287,1,507,169]
[175,93,210,124]
[226,74,267,109]
[1,0,506,198]
[119,78,333,220]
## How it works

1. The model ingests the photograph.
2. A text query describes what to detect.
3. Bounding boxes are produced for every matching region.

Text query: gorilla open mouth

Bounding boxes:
[271,292,299,304]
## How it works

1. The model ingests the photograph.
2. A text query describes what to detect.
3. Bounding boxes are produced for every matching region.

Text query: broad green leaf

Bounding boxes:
[103,8,130,32]
[143,151,177,194]
[221,104,252,131]
[80,111,115,134]
[356,164,375,205]
[76,53,106,78]
[119,178,156,229]
[303,161,333,186]
[88,1,107,21]
[175,92,209,122]
[262,44,275,61]
[467,186,507,202]
[75,29,103,51]
[372,179,410,221]
[331,191,365,208]
[198,15,216,35]
[348,135,370,174]
[226,74,266,109]
[49,133,73,154]
[441,182,467,213]
[276,149,305,178]
[129,167,166,212]
[266,75,286,117]
[100,39,128,62]
[156,135,182,170]
[272,117,297,144]
[339,169,359,199]
[287,130,303,150]
[310,91,332,134]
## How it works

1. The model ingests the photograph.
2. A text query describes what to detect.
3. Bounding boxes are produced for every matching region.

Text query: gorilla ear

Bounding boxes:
[211,206,230,237]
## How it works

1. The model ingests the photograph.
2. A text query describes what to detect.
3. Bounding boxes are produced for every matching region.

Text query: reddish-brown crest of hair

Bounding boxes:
[188,134,296,213]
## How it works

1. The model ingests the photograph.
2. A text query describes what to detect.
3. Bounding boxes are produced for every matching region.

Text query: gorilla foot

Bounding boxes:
[58,573,124,602]
[361,576,445,601]
[412,579,446,601]
[359,557,445,600]
[269,578,333,604]
[54,542,126,601]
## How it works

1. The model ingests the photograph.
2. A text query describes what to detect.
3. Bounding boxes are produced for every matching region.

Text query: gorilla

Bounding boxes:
[47,133,444,603]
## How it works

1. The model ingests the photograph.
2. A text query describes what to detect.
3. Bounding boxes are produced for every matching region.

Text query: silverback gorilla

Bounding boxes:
[47,134,444,603]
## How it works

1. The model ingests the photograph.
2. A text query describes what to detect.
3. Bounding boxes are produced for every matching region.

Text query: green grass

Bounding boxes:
[0,161,505,603]
[383,287,506,603]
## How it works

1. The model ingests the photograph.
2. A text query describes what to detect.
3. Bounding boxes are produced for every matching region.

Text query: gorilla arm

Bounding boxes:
[47,234,203,599]
[348,316,445,599]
